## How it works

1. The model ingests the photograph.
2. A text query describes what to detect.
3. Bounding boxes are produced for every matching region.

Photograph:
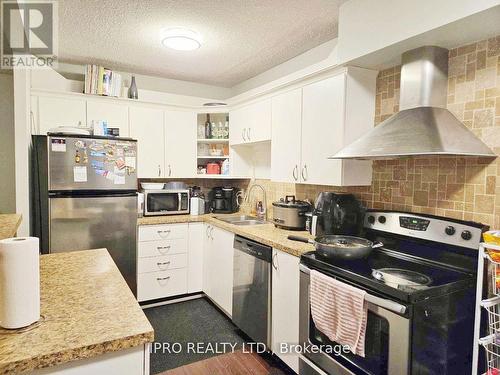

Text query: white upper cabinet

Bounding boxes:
[129,106,165,178]
[164,110,197,178]
[270,67,376,186]
[36,96,86,135]
[271,88,302,183]
[229,98,271,146]
[301,75,345,185]
[86,101,129,137]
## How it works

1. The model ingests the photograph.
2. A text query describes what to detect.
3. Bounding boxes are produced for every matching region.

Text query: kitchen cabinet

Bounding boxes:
[164,110,197,178]
[86,100,129,137]
[229,98,272,146]
[271,249,300,373]
[137,223,189,302]
[129,106,165,178]
[271,68,376,186]
[270,88,302,183]
[187,223,204,293]
[36,95,86,135]
[203,224,234,316]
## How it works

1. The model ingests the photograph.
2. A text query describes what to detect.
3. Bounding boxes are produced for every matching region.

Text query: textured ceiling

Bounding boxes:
[58,0,343,87]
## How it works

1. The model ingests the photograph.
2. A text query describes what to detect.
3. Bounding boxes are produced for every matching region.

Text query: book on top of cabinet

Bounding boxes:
[84,64,123,98]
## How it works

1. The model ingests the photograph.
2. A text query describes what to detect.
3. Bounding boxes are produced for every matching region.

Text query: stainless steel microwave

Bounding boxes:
[143,189,190,216]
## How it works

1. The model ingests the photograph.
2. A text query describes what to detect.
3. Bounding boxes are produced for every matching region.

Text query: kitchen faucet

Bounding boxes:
[244,183,267,221]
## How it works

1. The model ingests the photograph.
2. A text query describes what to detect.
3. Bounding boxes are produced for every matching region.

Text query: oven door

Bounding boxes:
[299,264,410,375]
[144,191,189,215]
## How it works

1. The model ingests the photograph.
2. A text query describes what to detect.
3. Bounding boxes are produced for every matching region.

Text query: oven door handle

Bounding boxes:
[299,264,407,315]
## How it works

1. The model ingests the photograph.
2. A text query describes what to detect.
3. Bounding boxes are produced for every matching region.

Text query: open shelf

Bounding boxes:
[197,155,230,159]
[197,138,229,143]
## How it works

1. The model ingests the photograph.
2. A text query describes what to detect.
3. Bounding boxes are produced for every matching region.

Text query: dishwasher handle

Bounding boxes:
[234,235,272,263]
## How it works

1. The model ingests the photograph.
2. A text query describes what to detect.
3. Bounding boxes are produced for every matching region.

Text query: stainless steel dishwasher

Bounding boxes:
[232,235,272,347]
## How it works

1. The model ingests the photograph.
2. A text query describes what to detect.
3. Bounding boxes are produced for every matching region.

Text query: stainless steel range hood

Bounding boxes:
[332,46,495,160]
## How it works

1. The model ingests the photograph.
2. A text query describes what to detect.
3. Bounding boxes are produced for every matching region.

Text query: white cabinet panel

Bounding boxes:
[164,110,196,178]
[137,253,188,273]
[137,239,188,257]
[138,223,188,242]
[271,89,302,183]
[137,268,187,302]
[271,249,300,373]
[301,75,345,185]
[38,96,86,134]
[129,106,165,178]
[203,224,234,316]
[87,101,129,137]
[188,223,204,293]
[229,99,271,146]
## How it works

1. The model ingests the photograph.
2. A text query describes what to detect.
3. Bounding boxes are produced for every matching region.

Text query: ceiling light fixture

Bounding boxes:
[161,28,202,51]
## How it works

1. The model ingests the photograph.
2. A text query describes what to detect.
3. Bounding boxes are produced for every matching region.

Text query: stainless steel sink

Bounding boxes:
[214,215,267,226]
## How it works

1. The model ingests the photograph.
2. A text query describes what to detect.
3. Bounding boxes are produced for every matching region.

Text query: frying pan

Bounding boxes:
[288,234,383,260]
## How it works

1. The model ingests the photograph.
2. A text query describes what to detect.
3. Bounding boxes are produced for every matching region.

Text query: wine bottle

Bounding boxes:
[205,114,212,139]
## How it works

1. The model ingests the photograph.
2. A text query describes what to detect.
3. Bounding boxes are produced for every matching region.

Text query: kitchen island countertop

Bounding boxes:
[138,214,315,257]
[0,214,22,240]
[0,249,154,374]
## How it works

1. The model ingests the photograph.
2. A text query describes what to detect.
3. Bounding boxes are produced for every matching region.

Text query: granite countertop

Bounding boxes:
[0,214,22,240]
[138,214,315,257]
[0,249,154,374]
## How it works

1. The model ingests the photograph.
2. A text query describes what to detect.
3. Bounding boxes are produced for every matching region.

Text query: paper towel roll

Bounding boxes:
[0,237,40,329]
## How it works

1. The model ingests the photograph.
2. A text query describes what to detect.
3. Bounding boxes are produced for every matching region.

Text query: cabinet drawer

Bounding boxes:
[137,268,187,302]
[138,238,188,257]
[138,224,188,242]
[138,253,188,274]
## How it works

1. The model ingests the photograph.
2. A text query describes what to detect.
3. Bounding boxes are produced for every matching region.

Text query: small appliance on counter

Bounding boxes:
[143,189,190,216]
[190,186,205,216]
[209,186,240,214]
[272,195,311,230]
[309,192,364,236]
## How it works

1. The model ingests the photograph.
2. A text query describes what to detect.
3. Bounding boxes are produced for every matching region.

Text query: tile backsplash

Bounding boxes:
[145,35,500,228]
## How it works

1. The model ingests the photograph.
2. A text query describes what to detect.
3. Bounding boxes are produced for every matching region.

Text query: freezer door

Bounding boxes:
[48,135,137,191]
[49,194,137,294]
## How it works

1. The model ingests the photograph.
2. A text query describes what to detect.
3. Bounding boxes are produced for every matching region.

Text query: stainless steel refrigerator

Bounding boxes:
[32,134,138,295]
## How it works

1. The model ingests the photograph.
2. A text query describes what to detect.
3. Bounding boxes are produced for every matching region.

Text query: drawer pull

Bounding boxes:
[156,276,171,281]
[156,245,171,254]
[157,229,171,234]
[157,261,171,266]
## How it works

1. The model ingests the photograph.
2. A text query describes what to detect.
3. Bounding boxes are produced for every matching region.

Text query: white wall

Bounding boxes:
[231,39,338,96]
[0,72,16,213]
[337,0,500,64]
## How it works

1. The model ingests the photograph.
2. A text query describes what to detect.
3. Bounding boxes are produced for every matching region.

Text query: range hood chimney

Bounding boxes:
[332,46,495,160]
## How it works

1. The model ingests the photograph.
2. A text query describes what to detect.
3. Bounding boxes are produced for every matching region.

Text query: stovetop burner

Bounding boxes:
[372,268,432,291]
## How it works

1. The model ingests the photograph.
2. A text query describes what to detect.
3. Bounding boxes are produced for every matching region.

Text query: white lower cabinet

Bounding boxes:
[203,224,234,316]
[272,248,300,373]
[187,223,204,293]
[137,223,189,302]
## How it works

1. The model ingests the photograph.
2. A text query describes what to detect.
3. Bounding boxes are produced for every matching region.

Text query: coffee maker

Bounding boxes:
[209,187,240,214]
[309,192,364,236]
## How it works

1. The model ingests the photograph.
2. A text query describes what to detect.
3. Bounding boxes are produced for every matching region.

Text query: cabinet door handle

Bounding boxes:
[206,225,210,238]
[272,252,278,270]
[210,226,214,240]
[247,127,251,141]
[158,165,161,177]
[292,165,298,181]
[301,164,308,181]
[168,165,172,177]
[242,128,246,141]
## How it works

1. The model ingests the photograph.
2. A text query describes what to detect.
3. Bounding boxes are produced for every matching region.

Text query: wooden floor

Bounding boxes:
[159,350,290,375]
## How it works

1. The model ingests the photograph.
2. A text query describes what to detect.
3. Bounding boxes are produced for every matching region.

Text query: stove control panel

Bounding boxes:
[399,216,430,231]
[364,211,484,250]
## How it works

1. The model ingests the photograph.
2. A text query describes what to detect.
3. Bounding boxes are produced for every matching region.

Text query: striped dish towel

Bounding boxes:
[310,270,368,357]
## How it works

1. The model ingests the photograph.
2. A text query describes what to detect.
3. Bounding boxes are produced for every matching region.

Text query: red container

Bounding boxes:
[206,162,221,175]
